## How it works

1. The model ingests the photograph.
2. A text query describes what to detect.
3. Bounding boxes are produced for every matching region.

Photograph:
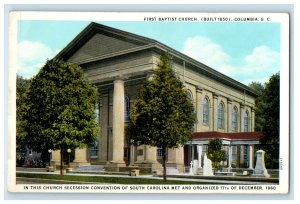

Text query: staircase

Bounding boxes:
[73,165,104,173]
[166,167,180,175]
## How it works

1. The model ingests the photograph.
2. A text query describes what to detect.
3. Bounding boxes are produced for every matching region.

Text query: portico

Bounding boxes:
[185,132,261,171]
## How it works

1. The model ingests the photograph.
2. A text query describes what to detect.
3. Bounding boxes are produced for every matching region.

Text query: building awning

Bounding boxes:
[190,131,262,145]
[192,131,263,140]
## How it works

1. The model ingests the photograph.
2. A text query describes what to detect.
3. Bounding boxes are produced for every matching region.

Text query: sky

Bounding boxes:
[17,20,281,85]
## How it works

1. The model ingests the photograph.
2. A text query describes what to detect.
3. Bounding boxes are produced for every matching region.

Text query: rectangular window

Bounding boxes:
[244,145,249,167]
[137,149,143,156]
[89,147,98,158]
[89,140,99,158]
[157,147,163,158]
[29,149,33,156]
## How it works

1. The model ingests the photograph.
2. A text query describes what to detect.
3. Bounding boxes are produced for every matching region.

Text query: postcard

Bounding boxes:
[8,11,289,194]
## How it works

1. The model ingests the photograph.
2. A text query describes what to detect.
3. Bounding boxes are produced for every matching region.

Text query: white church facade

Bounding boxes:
[50,22,260,173]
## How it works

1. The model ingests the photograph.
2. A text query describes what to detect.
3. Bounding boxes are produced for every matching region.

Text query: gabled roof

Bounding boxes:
[192,131,262,140]
[55,22,258,97]
[55,22,157,61]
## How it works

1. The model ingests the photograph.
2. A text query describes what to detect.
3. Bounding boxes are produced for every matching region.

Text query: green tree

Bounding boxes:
[23,60,98,175]
[248,81,265,131]
[16,75,31,166]
[259,72,280,169]
[206,139,226,170]
[126,54,195,181]
[248,81,264,94]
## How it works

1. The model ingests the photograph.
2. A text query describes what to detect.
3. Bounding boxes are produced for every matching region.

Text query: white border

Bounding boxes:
[7,11,289,195]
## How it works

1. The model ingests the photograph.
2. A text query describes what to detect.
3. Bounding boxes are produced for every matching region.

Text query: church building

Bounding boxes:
[50,22,260,173]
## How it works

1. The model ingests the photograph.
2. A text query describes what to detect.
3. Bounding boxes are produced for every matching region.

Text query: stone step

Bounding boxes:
[73,165,104,173]
[166,167,180,175]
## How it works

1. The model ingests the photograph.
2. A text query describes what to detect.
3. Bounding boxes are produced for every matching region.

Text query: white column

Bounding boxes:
[129,143,135,165]
[73,147,88,163]
[175,146,184,165]
[50,150,60,168]
[136,145,145,163]
[197,145,203,168]
[248,144,254,169]
[112,79,125,164]
[240,145,245,165]
[145,146,157,163]
[99,93,108,163]
[228,145,232,170]
[51,150,60,163]
[191,145,195,161]
[167,148,175,164]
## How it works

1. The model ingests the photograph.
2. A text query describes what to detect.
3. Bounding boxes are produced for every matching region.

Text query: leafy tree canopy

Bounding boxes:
[127,54,195,149]
[259,72,280,169]
[17,75,31,143]
[126,53,195,180]
[249,73,280,168]
[248,81,264,95]
[248,81,266,131]
[23,60,99,153]
[260,73,280,144]
[206,139,226,169]
[16,75,31,165]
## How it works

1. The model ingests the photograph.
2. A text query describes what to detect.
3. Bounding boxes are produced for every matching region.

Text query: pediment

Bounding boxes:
[56,22,155,63]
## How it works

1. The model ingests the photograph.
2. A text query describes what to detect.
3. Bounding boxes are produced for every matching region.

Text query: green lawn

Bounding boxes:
[17,173,213,185]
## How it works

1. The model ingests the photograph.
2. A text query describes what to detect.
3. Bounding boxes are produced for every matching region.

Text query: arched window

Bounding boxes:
[218,102,225,129]
[231,106,238,132]
[186,90,196,131]
[94,103,99,124]
[187,90,195,112]
[202,97,209,125]
[125,95,130,122]
[244,111,249,132]
[187,90,193,101]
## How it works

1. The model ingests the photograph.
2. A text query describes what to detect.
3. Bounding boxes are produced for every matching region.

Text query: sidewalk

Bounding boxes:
[16,170,277,185]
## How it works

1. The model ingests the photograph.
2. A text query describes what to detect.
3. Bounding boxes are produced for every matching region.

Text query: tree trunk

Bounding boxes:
[60,146,64,175]
[162,147,167,181]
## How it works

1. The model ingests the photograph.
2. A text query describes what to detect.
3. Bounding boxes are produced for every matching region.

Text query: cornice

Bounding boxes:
[55,22,259,98]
